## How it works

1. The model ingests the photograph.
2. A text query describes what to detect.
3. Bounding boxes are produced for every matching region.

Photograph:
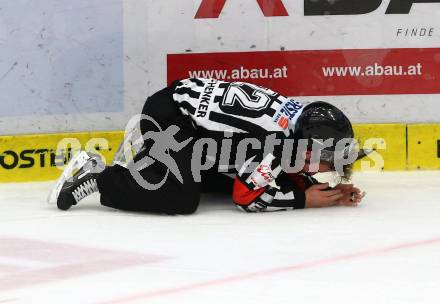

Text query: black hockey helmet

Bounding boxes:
[294,101,356,166]
[295,101,353,143]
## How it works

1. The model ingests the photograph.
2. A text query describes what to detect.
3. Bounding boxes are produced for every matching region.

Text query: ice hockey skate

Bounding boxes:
[47,151,105,210]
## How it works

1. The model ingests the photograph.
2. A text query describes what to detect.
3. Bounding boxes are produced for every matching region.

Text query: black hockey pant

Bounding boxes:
[96,86,232,214]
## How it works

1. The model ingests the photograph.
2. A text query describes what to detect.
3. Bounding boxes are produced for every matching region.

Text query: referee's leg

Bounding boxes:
[97,85,200,214]
[97,141,199,214]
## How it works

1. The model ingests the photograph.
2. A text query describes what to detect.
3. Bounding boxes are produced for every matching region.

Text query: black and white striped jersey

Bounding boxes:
[170,78,308,212]
[172,78,304,136]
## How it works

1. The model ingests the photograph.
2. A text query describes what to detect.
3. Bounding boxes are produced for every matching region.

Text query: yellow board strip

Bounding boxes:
[407,124,440,170]
[352,124,406,171]
[0,123,420,182]
[0,131,124,183]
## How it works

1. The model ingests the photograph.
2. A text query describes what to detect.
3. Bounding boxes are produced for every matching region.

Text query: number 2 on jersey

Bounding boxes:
[221,83,277,117]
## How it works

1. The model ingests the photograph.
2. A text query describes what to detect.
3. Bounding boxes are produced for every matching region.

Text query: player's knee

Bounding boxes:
[166,195,199,215]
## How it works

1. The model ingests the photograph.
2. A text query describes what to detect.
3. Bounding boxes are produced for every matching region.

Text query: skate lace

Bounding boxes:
[72,178,98,202]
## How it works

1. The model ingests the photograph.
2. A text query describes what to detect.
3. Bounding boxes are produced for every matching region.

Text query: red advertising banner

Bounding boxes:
[167,48,440,96]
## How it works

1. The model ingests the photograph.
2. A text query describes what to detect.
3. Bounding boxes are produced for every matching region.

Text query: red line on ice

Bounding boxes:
[0,237,168,291]
[101,237,440,304]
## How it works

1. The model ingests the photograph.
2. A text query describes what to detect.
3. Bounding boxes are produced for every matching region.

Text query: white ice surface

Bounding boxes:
[0,171,440,304]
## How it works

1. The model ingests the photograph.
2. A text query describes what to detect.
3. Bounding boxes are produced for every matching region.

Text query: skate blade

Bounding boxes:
[46,151,91,204]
